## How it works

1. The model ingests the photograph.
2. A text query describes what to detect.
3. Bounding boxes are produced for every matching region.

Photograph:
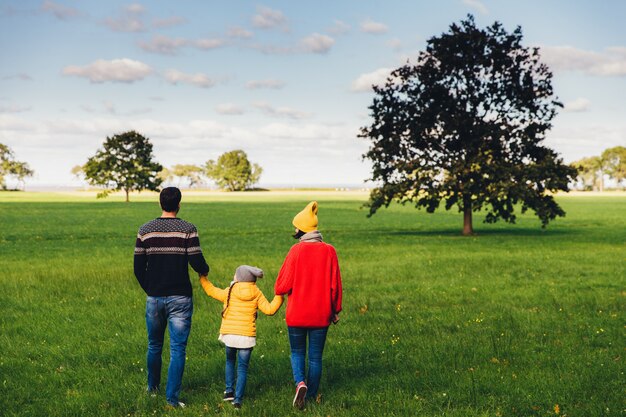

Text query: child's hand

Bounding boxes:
[332,313,340,324]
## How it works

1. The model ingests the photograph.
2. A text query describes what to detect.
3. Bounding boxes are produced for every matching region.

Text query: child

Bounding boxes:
[199,265,283,409]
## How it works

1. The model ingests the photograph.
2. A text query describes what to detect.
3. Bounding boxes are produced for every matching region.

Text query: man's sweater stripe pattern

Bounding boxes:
[134,217,210,297]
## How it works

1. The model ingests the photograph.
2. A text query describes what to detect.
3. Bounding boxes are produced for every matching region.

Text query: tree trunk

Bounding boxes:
[125,188,129,202]
[600,173,604,192]
[462,196,474,236]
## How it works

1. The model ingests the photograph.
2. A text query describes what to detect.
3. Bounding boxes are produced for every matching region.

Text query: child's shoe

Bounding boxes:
[223,391,235,401]
[233,402,242,409]
[293,381,307,409]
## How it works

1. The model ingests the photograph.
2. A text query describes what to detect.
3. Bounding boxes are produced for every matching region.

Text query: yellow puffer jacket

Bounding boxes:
[200,277,283,337]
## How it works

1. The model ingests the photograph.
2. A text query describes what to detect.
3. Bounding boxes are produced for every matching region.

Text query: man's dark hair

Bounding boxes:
[160,187,181,212]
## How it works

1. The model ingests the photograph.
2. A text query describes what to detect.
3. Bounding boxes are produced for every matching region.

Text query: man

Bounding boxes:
[134,187,210,408]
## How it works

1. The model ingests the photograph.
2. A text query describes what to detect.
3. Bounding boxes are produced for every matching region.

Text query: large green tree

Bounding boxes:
[83,131,162,201]
[360,15,577,235]
[205,150,262,191]
[0,143,34,190]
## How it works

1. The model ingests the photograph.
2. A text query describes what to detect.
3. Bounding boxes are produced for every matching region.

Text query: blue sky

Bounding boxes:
[1,0,625,187]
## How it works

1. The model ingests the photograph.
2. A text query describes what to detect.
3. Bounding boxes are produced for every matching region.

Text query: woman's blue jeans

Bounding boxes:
[225,346,253,404]
[145,296,193,406]
[288,326,328,399]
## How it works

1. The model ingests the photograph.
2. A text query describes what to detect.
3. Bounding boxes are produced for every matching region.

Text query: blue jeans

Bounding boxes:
[288,326,328,399]
[145,296,193,406]
[225,346,253,404]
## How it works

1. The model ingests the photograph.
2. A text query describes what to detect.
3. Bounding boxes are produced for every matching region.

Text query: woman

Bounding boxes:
[274,201,343,410]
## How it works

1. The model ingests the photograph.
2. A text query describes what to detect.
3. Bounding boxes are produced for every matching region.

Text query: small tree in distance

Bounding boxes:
[571,156,604,191]
[360,15,577,235]
[0,143,34,190]
[205,150,262,191]
[83,131,162,201]
[602,146,626,188]
[171,164,205,188]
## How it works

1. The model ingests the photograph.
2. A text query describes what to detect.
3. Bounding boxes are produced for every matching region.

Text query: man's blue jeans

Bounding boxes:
[288,326,328,399]
[225,346,253,405]
[145,296,193,406]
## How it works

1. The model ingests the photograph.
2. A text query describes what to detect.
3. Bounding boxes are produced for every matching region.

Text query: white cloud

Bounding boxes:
[0,114,368,185]
[387,38,403,50]
[564,98,591,112]
[253,34,335,55]
[252,6,288,31]
[251,43,294,55]
[227,26,253,39]
[138,36,224,54]
[351,67,394,92]
[125,4,145,14]
[327,20,350,35]
[547,123,626,162]
[62,59,153,83]
[253,102,311,120]
[215,103,245,115]
[139,35,187,55]
[462,0,488,15]
[153,16,186,29]
[104,4,145,32]
[361,19,388,34]
[2,73,32,81]
[301,33,335,54]
[0,104,31,113]
[194,38,225,50]
[41,0,81,20]
[246,79,285,90]
[164,70,216,88]
[540,46,626,76]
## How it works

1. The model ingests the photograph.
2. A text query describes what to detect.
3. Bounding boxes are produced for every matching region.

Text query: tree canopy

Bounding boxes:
[0,143,34,190]
[205,150,262,191]
[360,15,577,235]
[83,131,162,201]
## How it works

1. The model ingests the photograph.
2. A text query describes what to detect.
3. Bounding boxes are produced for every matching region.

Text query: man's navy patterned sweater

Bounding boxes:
[134,217,210,297]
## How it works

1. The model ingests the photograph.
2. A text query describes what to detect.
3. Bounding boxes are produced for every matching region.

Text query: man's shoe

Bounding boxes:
[293,381,307,410]
[223,391,235,401]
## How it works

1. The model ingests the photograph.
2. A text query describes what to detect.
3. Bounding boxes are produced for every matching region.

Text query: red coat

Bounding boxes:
[275,241,342,327]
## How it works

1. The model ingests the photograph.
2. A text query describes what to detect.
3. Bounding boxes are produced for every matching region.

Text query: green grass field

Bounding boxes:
[0,192,624,417]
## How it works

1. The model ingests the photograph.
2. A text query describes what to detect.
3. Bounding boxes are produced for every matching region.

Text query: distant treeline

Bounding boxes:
[570,146,625,191]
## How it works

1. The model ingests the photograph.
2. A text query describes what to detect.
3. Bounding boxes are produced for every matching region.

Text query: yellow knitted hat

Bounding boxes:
[292,201,318,233]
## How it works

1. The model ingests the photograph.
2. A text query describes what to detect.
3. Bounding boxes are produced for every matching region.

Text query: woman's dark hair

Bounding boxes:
[160,187,181,212]
[293,229,306,239]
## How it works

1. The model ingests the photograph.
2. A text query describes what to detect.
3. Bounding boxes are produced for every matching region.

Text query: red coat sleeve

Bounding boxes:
[275,245,297,295]
[330,247,342,315]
